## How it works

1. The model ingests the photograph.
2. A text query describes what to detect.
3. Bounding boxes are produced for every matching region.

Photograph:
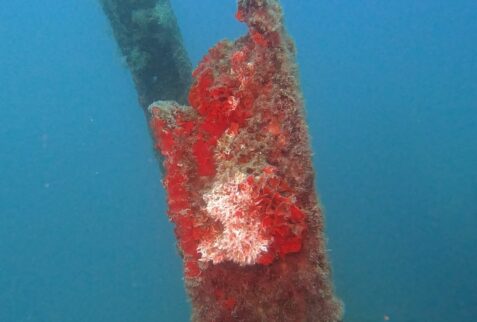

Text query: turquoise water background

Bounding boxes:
[1,1,476,321]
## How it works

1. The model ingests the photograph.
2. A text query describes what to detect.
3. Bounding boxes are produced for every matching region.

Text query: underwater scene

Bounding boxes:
[1,0,476,321]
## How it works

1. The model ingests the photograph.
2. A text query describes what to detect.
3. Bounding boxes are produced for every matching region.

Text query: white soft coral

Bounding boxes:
[198,172,270,265]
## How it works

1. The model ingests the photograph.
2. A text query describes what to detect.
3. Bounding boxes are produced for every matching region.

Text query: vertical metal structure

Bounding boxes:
[101,0,343,321]
[100,0,191,108]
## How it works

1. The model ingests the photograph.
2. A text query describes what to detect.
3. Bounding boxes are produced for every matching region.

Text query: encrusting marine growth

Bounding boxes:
[149,0,343,321]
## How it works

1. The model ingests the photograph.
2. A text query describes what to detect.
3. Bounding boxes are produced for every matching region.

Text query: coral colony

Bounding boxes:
[149,0,342,321]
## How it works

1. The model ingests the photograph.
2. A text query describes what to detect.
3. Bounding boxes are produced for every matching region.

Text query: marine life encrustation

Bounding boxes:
[149,0,342,320]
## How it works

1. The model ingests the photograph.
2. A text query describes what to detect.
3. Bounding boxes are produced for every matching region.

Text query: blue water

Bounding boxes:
[0,1,475,321]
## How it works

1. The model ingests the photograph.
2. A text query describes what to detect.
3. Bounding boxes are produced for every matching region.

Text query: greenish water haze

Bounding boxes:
[0,1,476,321]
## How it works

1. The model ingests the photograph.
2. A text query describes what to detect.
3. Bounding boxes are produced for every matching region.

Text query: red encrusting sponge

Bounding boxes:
[149,0,343,320]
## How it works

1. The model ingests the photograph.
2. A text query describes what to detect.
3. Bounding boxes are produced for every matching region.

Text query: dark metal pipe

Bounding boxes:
[99,0,192,108]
